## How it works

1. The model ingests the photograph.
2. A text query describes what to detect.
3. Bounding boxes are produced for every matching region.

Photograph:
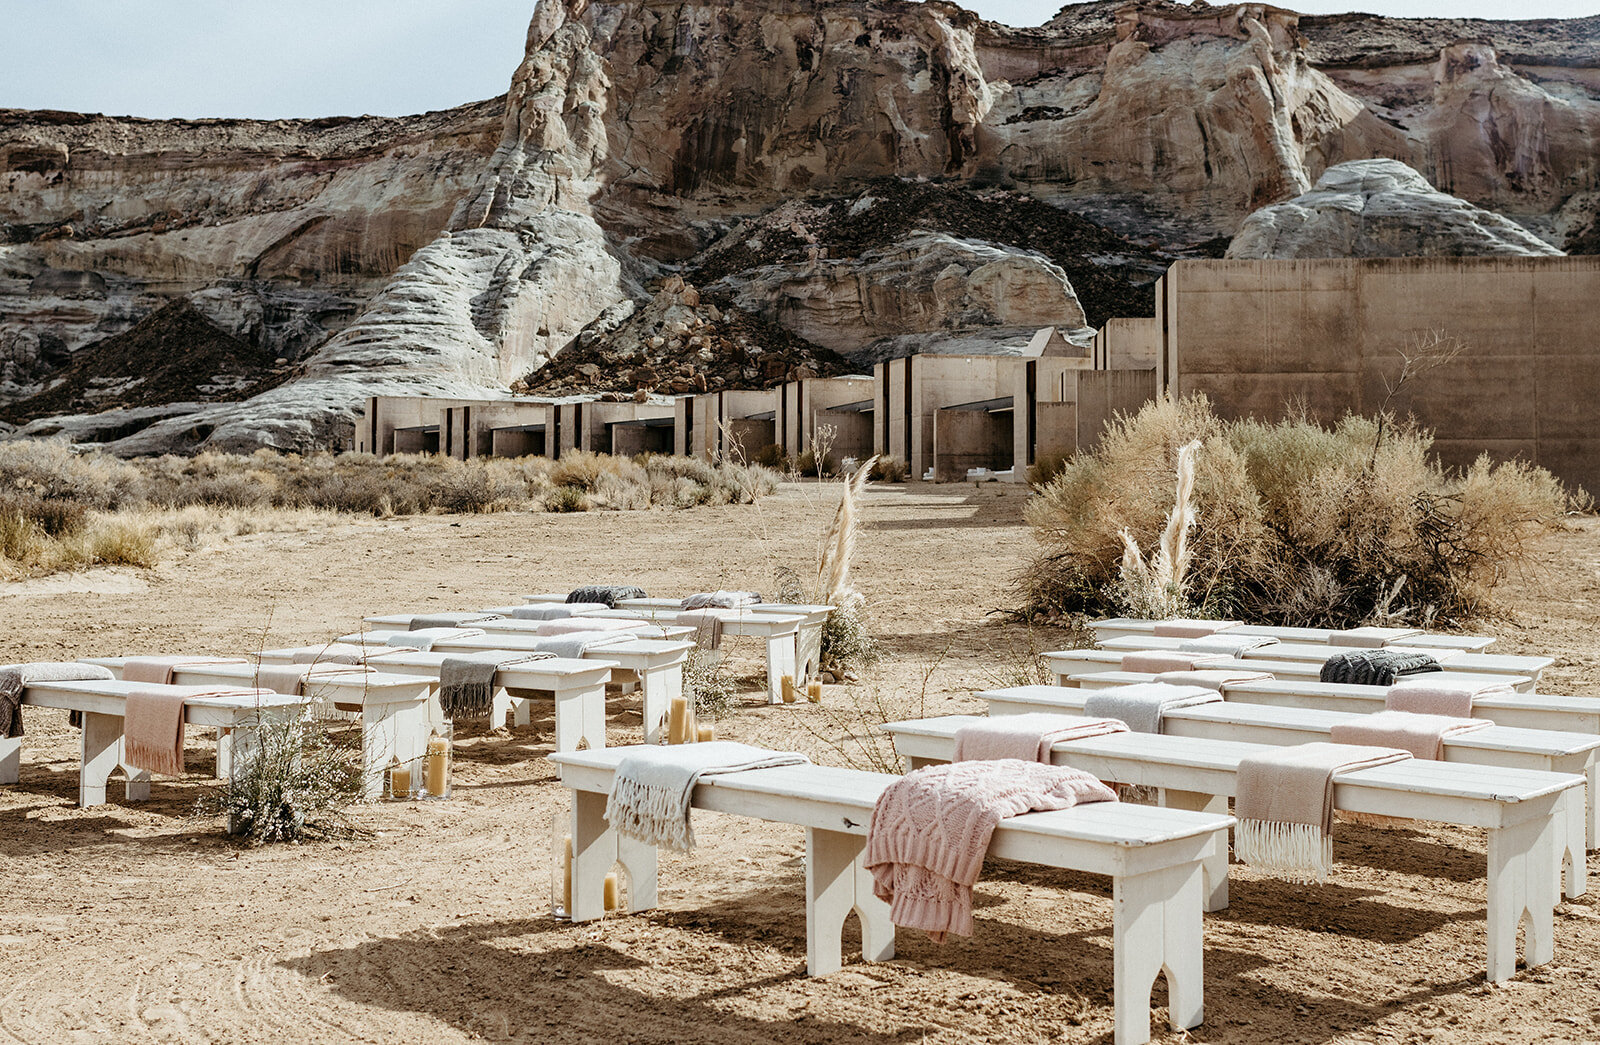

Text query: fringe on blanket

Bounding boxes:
[605,775,695,851]
[1235,818,1334,885]
[440,680,496,719]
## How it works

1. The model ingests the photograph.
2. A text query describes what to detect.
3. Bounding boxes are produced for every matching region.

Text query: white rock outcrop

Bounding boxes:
[1225,159,1564,259]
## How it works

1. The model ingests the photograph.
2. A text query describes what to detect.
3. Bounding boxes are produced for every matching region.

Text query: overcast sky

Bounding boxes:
[2,0,1595,120]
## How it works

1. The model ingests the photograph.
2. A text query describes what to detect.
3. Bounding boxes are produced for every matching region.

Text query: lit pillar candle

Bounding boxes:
[390,762,412,799]
[807,681,823,703]
[696,723,715,743]
[424,734,449,797]
[781,676,798,703]
[561,836,573,916]
[603,871,619,912]
[667,696,688,744]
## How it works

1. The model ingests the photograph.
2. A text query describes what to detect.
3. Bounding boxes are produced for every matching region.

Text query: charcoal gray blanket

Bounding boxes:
[567,586,646,608]
[438,652,555,719]
[1320,649,1442,687]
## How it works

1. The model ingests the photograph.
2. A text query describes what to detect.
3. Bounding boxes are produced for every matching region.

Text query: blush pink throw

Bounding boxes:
[1151,619,1241,638]
[953,714,1127,762]
[864,760,1117,942]
[1120,651,1229,674]
[123,656,248,685]
[1329,710,1491,760]
[124,685,260,777]
[1384,678,1513,718]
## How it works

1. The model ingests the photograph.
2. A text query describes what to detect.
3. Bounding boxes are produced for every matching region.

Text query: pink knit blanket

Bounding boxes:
[1120,651,1229,674]
[864,760,1117,942]
[1151,619,1241,638]
[1329,709,1490,760]
[1385,678,1513,718]
[953,714,1127,762]
[124,685,259,777]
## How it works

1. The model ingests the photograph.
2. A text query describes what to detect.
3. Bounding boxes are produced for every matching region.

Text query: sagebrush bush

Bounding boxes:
[1020,395,1574,628]
[544,486,592,512]
[868,456,909,483]
[1026,452,1070,488]
[194,714,367,844]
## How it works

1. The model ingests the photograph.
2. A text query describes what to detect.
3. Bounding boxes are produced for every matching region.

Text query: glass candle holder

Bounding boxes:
[420,723,452,800]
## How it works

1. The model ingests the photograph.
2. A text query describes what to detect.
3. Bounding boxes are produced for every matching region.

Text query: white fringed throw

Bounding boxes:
[1234,742,1413,884]
[1179,634,1279,656]
[605,742,809,851]
[1082,682,1220,734]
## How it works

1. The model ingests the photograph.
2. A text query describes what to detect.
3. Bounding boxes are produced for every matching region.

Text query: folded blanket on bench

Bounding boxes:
[1330,627,1411,648]
[1152,619,1240,638]
[866,760,1118,942]
[125,685,262,777]
[291,643,383,665]
[1120,651,1230,674]
[1320,649,1441,687]
[954,713,1126,762]
[1179,634,1279,656]
[437,652,555,719]
[124,656,249,685]
[676,610,727,651]
[1330,709,1491,760]
[523,631,633,659]
[681,591,762,610]
[254,664,310,696]
[395,628,484,651]
[510,603,607,621]
[605,742,809,851]
[409,613,503,631]
[1155,669,1275,690]
[568,585,646,608]
[1384,678,1514,718]
[536,618,652,636]
[0,662,115,738]
[1235,741,1413,884]
[1084,682,1220,734]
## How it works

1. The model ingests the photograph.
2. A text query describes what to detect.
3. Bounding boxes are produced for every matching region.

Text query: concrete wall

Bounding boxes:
[873,356,1025,478]
[611,421,675,456]
[777,376,876,456]
[1159,257,1600,491]
[1093,317,1162,370]
[815,408,874,463]
[679,389,778,461]
[358,396,481,456]
[1077,370,1157,450]
[933,405,1014,481]
[447,400,551,459]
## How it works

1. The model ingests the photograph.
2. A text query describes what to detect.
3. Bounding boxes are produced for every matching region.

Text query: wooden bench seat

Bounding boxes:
[1089,617,1496,652]
[881,715,1581,983]
[980,683,1595,887]
[0,680,310,807]
[1044,649,1536,692]
[332,632,690,741]
[551,747,1233,1045]
[1093,636,1550,683]
[85,657,438,798]
[521,593,833,685]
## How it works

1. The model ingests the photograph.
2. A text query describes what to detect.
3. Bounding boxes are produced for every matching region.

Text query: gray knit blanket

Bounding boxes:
[510,603,607,620]
[605,742,810,851]
[409,612,503,630]
[1320,649,1442,687]
[0,662,116,737]
[567,585,646,608]
[1083,682,1221,734]
[527,631,634,659]
[437,652,554,719]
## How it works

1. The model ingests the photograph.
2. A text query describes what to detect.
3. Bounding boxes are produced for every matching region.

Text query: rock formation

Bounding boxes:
[1226,159,1566,259]
[1,0,1597,451]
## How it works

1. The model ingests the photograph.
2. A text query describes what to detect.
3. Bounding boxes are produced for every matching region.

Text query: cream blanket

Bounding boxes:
[605,742,809,851]
[1083,682,1220,734]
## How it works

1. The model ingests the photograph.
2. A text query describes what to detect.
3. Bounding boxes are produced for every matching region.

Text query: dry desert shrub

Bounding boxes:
[868,456,909,483]
[1020,395,1573,628]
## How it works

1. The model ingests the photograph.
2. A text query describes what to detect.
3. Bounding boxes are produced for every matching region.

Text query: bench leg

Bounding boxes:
[1161,790,1230,911]
[1486,813,1559,981]
[796,622,823,686]
[216,726,235,780]
[491,687,515,731]
[805,828,894,976]
[359,702,426,801]
[766,635,798,705]
[1586,758,1598,851]
[1112,859,1206,1045]
[638,667,674,744]
[570,788,657,922]
[1560,789,1586,899]
[554,683,606,752]
[79,711,124,808]
[0,735,19,785]
[511,688,532,728]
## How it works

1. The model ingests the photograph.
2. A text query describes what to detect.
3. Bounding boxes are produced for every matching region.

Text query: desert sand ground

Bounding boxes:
[3,481,1600,1045]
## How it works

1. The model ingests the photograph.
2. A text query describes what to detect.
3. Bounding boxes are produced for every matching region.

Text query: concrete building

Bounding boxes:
[674,389,780,461]
[1152,256,1600,494]
[776,376,875,463]
[551,398,677,456]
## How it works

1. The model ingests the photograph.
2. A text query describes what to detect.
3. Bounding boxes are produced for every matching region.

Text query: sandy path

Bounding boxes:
[2,484,1598,1044]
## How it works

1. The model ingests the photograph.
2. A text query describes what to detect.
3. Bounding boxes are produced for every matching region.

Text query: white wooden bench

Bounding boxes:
[363,612,698,645]
[881,716,1580,983]
[550,747,1233,1045]
[566,607,803,704]
[1088,617,1496,652]
[332,632,690,741]
[978,683,1594,891]
[1044,649,1537,692]
[1093,637,1550,684]
[0,680,310,807]
[521,593,834,686]
[85,658,436,799]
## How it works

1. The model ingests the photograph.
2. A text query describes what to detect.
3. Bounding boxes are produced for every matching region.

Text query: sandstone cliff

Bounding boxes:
[2,0,1597,451]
